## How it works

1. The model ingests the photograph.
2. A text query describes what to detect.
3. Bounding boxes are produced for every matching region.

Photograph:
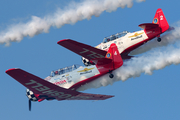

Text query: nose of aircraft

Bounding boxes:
[26,89,38,111]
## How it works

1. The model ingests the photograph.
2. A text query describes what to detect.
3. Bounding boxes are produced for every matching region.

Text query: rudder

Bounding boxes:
[152,8,169,33]
[105,43,123,69]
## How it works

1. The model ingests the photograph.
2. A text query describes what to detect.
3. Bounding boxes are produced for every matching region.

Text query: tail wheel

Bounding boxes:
[109,74,114,78]
[157,37,161,42]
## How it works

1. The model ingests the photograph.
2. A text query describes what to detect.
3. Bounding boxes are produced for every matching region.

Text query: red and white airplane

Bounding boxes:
[82,8,170,66]
[6,8,170,111]
[6,40,123,111]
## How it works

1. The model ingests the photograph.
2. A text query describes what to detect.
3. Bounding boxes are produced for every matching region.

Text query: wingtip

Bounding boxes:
[57,39,72,44]
[107,95,115,99]
[57,39,66,44]
[99,95,114,100]
[5,68,18,73]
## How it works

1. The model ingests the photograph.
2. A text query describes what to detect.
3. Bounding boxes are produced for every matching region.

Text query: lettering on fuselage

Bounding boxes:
[131,35,142,40]
[25,80,72,99]
[54,80,67,85]
[129,32,143,40]
[103,45,107,49]
[80,70,92,75]
[77,67,94,75]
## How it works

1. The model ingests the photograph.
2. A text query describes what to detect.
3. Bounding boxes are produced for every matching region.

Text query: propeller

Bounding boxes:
[29,100,31,111]
[26,89,37,111]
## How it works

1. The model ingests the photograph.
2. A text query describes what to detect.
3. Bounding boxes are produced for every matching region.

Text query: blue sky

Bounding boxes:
[1,0,180,120]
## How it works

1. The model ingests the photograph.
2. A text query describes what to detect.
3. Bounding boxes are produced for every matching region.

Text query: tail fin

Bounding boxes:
[152,8,169,33]
[105,43,123,69]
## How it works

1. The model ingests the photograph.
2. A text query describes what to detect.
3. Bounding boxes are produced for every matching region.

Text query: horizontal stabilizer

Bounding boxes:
[167,26,175,31]
[91,58,112,66]
[138,23,159,30]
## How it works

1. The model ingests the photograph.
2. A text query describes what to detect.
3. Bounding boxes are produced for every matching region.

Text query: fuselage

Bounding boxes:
[96,29,160,57]
[44,64,107,91]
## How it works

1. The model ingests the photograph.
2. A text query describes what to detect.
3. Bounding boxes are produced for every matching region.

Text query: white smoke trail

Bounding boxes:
[0,0,145,46]
[78,42,180,91]
[136,0,146,2]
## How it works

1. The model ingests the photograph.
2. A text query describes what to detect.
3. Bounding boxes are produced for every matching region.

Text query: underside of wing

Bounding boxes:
[6,68,80,100]
[57,39,107,60]
[6,68,113,101]
[67,93,114,100]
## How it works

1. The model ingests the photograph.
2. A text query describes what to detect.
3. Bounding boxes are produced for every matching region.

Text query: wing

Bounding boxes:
[57,39,107,60]
[6,68,113,100]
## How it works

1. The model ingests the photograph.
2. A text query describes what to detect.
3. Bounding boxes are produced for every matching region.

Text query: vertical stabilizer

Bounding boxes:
[152,8,169,33]
[106,43,123,69]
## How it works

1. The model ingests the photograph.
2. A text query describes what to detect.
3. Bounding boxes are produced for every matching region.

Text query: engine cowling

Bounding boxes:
[26,89,38,102]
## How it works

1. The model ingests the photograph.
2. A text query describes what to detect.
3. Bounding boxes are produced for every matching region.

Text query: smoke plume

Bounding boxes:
[0,0,145,46]
[77,24,180,91]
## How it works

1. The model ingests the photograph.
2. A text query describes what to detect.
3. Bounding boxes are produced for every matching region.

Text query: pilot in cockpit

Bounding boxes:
[111,35,116,40]
[54,71,58,75]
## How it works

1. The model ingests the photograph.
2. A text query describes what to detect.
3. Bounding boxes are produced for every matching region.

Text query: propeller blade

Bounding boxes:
[29,100,31,111]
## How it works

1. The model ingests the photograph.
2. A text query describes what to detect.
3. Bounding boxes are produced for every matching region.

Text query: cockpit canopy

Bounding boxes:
[50,64,82,77]
[102,31,129,43]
